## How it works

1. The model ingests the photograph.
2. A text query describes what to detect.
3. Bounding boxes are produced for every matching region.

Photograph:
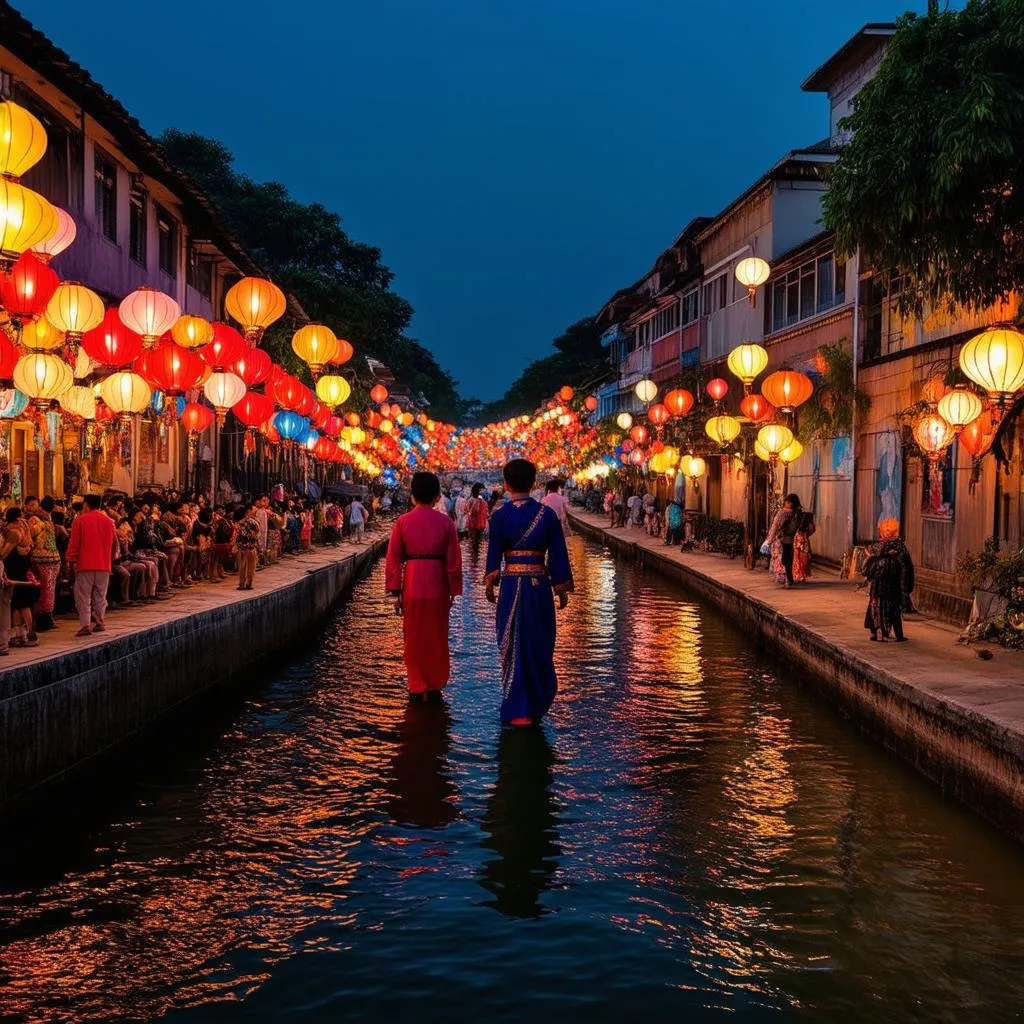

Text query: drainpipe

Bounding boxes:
[849,246,861,552]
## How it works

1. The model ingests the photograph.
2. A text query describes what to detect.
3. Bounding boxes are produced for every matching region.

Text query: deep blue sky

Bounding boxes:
[18,0,916,400]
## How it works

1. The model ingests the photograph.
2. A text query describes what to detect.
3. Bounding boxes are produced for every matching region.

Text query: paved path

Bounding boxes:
[570,511,1024,742]
[1,525,391,674]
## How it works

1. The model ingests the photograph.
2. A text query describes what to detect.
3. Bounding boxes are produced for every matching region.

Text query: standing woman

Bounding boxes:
[28,497,61,631]
[3,508,41,647]
[792,505,817,583]
[762,493,802,587]
[467,482,489,542]
[386,472,463,701]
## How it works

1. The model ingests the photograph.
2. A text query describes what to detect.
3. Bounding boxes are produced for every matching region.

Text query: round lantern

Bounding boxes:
[224,277,286,344]
[959,410,996,462]
[200,322,247,370]
[757,423,795,459]
[629,448,646,466]
[346,411,361,427]
[72,347,93,379]
[315,373,351,407]
[232,391,275,430]
[706,377,729,403]
[118,286,180,348]
[13,352,72,404]
[138,340,205,396]
[635,379,658,404]
[82,306,143,366]
[180,402,215,435]
[921,376,946,407]
[292,323,339,373]
[273,410,306,443]
[649,451,668,474]
[171,314,214,350]
[232,347,273,389]
[705,414,741,447]
[0,251,58,320]
[616,411,633,431]
[100,370,151,416]
[328,338,354,366]
[740,392,774,423]
[937,387,983,431]
[647,402,670,427]
[779,439,804,465]
[203,371,246,422]
[400,411,414,427]
[0,331,18,382]
[45,281,104,353]
[958,325,1024,406]
[754,439,771,462]
[380,418,394,434]
[734,257,771,304]
[684,455,707,481]
[269,373,304,410]
[370,383,389,405]
[630,424,648,445]
[761,370,814,412]
[558,385,574,402]
[727,343,769,388]
[59,384,96,420]
[0,99,47,178]
[914,412,955,462]
[21,315,63,351]
[584,394,598,412]
[30,206,76,263]
[0,176,57,269]
[664,388,694,418]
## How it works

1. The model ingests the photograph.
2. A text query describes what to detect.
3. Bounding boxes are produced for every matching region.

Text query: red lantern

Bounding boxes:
[309,400,330,429]
[232,347,272,388]
[706,378,729,402]
[647,402,670,427]
[0,330,18,382]
[370,383,389,405]
[82,306,143,367]
[650,439,665,454]
[629,448,646,466]
[584,394,598,412]
[137,340,204,396]
[314,436,335,461]
[663,388,694,418]
[630,425,648,445]
[180,402,215,434]
[740,393,774,423]
[268,373,304,410]
[558,385,574,402]
[366,410,382,428]
[959,409,996,460]
[323,414,344,437]
[232,391,274,428]
[0,252,59,320]
[199,322,247,370]
[295,386,316,417]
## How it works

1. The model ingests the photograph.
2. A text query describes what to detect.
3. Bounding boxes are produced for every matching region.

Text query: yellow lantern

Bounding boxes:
[635,379,658,404]
[101,371,151,416]
[757,423,794,458]
[30,206,76,263]
[59,384,96,420]
[958,325,1024,405]
[203,371,246,423]
[779,438,804,465]
[379,418,394,434]
[22,315,64,351]
[936,387,983,431]
[754,439,771,462]
[171,314,215,349]
[616,412,633,431]
[914,411,955,462]
[350,427,366,445]
[683,454,706,480]
[45,281,104,352]
[727,342,769,387]
[662,446,680,467]
[0,100,47,178]
[224,277,286,344]
[734,257,770,304]
[119,286,180,348]
[315,373,351,407]
[0,175,57,269]
[705,414,741,446]
[649,451,668,474]
[292,323,339,372]
[13,352,72,404]
[73,347,93,379]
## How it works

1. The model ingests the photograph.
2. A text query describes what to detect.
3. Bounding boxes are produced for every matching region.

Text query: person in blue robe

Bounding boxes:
[485,459,573,726]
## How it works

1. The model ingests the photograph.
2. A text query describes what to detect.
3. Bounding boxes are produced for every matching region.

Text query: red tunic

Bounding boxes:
[385,506,463,693]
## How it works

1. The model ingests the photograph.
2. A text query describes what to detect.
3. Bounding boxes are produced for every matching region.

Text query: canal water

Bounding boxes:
[1,536,1023,1023]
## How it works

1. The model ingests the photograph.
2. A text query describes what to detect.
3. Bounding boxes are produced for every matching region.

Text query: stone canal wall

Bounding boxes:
[0,538,386,806]
[570,513,1024,843]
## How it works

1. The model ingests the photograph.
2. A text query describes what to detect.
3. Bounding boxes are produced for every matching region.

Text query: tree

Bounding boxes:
[159,130,463,422]
[823,0,1024,317]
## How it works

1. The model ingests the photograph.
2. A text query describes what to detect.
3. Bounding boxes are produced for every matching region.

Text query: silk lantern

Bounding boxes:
[224,277,286,345]
[119,286,180,349]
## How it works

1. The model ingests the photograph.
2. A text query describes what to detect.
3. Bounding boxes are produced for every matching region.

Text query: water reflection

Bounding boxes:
[479,728,560,919]
[386,701,458,829]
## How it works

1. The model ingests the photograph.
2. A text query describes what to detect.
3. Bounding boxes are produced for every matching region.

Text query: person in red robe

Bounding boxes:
[386,472,463,701]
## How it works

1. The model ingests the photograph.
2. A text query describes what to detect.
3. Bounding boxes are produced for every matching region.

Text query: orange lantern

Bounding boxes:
[663,388,694,418]
[224,277,286,345]
[740,393,774,423]
[647,403,670,427]
[558,385,574,402]
[914,411,955,463]
[584,394,598,412]
[959,409,996,463]
[180,402,215,435]
[630,424,648,445]
[761,370,813,412]
[370,383,389,405]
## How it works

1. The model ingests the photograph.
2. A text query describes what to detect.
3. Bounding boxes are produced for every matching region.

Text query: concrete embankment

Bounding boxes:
[570,512,1024,842]
[0,536,386,806]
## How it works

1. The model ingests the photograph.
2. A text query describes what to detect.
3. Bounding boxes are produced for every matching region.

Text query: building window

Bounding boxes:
[94,150,117,242]
[702,274,728,315]
[651,302,680,342]
[769,252,847,332]
[681,287,699,325]
[129,188,147,266]
[186,241,214,298]
[157,205,178,278]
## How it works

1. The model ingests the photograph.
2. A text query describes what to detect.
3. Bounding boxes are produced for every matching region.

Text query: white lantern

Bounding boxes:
[634,379,658,404]
[735,257,771,304]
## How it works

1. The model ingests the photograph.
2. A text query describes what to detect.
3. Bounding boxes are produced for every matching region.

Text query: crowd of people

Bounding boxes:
[0,487,393,653]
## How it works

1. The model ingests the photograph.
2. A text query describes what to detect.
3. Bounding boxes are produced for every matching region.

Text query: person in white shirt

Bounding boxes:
[454,489,469,536]
[542,479,571,534]
[349,498,367,543]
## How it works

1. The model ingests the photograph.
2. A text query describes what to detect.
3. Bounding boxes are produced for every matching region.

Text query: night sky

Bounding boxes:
[16,0,915,400]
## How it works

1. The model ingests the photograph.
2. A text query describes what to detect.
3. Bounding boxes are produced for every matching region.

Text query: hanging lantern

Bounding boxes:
[30,206,76,263]
[370,383,389,405]
[959,409,996,464]
[761,370,814,413]
[706,377,729,403]
[753,439,771,461]
[649,451,668,474]
[634,379,657,404]
[584,394,598,412]
[647,402,670,427]
[232,390,275,431]
[273,411,307,444]
[45,281,104,356]
[914,411,955,463]
[630,424,648,445]
[82,306,143,367]
[0,99,47,178]
[380,418,394,434]
[232,347,273,389]
[616,411,633,431]
[705,414,741,447]
[758,423,795,460]
[138,340,205,396]
[958,325,1024,409]
[195,321,246,372]
[684,454,707,481]
[734,257,771,305]
[0,251,58,321]
[268,372,304,410]
[726,343,769,389]
[21,315,64,351]
[291,323,340,374]
[171,313,214,350]
[72,346,93,380]
[558,385,574,402]
[663,388,694,418]
[224,277,286,345]
[180,401,215,435]
[100,370,151,416]
[13,352,72,404]
[400,411,415,427]
[629,448,646,466]
[937,387,983,432]
[118,286,180,348]
[203,371,246,423]
[0,331,18,383]
[921,376,946,407]
[328,338,354,366]
[346,411,361,427]
[59,384,96,420]
[294,385,316,417]
[0,176,57,270]
[779,439,804,465]
[740,392,774,423]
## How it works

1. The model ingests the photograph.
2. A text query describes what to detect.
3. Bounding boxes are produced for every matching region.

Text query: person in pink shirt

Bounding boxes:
[67,494,119,637]
[542,479,572,534]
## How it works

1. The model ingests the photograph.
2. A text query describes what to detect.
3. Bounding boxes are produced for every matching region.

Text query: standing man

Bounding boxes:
[385,472,463,702]
[234,504,261,591]
[541,478,571,534]
[254,495,269,566]
[349,495,368,544]
[485,459,573,727]
[67,493,117,638]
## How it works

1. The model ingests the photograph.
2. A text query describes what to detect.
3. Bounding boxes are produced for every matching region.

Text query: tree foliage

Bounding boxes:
[797,341,871,443]
[159,130,463,422]
[823,0,1024,316]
